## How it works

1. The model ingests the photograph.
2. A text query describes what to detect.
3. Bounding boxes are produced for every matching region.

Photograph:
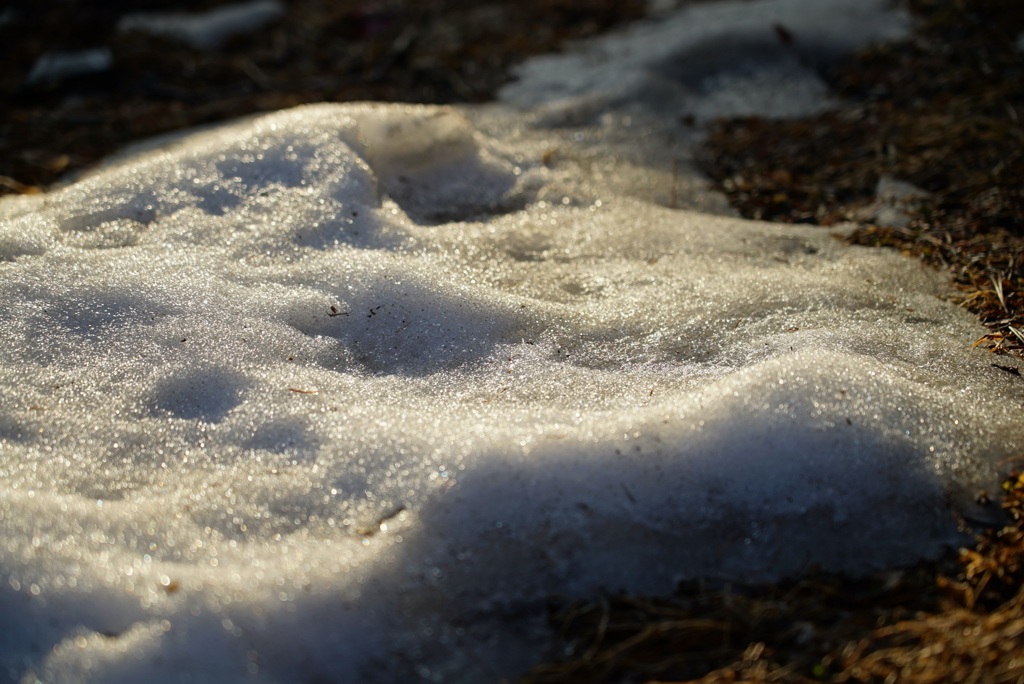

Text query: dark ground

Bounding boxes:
[0,0,645,193]
[2,1,1023,682]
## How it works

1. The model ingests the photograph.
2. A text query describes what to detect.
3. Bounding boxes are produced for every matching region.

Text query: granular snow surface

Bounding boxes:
[1,0,1023,682]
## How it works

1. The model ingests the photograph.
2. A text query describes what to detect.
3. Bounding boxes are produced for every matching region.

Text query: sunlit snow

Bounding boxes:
[2,0,1023,682]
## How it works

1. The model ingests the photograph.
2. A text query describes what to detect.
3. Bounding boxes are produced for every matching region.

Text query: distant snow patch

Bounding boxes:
[119,0,284,50]
[503,0,910,121]
[26,48,113,85]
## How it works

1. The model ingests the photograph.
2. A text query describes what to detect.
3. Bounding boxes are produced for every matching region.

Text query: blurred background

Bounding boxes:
[0,0,657,194]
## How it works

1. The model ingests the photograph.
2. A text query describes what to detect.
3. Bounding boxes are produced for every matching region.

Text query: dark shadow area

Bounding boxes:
[147,365,247,421]
[651,32,830,93]
[288,275,532,376]
[0,414,35,445]
[57,188,160,234]
[45,292,160,342]
[244,416,321,454]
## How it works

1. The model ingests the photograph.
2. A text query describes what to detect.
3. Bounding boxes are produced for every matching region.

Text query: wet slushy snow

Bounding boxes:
[2,0,1023,681]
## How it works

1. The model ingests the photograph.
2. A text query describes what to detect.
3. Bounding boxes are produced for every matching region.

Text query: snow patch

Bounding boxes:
[26,49,113,85]
[502,0,911,121]
[119,0,284,50]
[1,1,1020,682]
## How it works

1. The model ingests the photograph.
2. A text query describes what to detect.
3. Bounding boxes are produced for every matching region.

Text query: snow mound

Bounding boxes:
[1,1,1022,682]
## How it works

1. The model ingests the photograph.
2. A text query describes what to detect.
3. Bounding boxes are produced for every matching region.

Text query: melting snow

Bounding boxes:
[2,0,1022,682]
